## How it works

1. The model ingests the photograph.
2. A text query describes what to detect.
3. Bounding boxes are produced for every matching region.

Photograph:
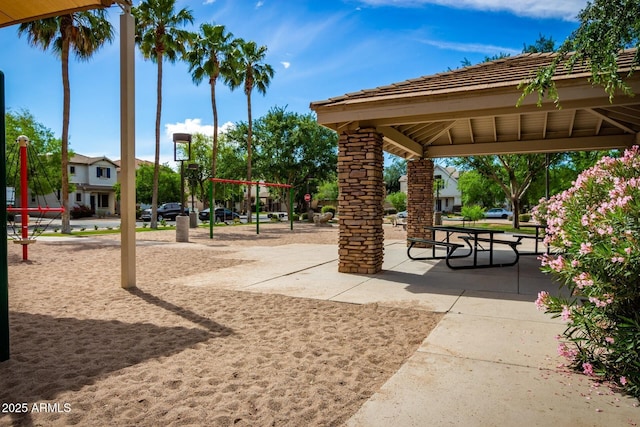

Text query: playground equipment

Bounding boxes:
[208,178,294,237]
[6,135,64,261]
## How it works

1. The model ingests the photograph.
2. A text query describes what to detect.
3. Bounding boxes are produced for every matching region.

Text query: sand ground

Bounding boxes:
[1,222,441,426]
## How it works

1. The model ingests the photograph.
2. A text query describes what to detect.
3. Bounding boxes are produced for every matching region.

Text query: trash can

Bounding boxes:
[189,211,197,228]
[434,211,442,225]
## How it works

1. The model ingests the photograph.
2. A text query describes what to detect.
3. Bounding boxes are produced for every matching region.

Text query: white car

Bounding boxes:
[484,208,512,219]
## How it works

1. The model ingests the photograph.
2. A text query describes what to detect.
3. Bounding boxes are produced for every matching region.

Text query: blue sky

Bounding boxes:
[0,0,587,165]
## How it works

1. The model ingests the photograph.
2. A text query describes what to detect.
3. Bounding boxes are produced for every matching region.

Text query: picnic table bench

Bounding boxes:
[406,237,471,267]
[407,225,522,269]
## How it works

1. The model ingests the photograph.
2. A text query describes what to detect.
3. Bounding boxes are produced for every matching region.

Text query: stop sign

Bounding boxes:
[304,193,311,202]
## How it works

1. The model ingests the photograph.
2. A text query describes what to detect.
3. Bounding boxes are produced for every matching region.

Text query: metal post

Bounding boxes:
[180,160,185,215]
[209,180,213,239]
[1,71,10,361]
[289,187,294,231]
[256,182,260,235]
[18,138,28,260]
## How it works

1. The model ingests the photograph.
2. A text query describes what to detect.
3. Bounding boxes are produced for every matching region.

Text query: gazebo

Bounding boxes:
[310,49,640,274]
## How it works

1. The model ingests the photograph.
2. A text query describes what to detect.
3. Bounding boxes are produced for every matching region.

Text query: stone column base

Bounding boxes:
[176,215,189,242]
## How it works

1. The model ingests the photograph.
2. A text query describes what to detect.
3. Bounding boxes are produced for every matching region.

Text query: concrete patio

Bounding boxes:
[178,236,639,426]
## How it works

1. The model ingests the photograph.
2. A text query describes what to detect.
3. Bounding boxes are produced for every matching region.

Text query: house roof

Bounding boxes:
[71,154,117,166]
[311,49,640,159]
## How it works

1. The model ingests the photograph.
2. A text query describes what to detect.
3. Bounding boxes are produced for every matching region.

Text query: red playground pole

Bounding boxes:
[19,136,28,261]
[6,135,64,261]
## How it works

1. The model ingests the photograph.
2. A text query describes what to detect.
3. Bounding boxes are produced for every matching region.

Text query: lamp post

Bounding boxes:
[173,133,191,242]
[173,133,192,215]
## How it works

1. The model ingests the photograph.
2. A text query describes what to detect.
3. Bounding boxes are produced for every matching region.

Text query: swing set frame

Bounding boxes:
[208,178,294,238]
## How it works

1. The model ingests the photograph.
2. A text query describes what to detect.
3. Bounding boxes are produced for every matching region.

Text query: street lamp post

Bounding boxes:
[173,133,192,242]
[173,133,192,215]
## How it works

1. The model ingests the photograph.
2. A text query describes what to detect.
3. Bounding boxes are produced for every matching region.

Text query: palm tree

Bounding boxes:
[132,0,193,229]
[228,39,274,223]
[185,24,236,202]
[18,11,114,234]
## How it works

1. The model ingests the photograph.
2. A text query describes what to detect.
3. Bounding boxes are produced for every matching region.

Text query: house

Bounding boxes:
[399,165,461,213]
[69,154,118,215]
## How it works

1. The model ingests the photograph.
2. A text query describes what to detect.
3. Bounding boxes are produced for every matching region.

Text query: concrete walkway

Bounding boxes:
[182,237,639,426]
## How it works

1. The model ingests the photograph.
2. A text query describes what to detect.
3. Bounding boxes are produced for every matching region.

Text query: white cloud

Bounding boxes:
[203,0,215,4]
[281,61,291,69]
[357,0,587,21]
[164,118,234,140]
[419,39,520,56]
[256,1,264,8]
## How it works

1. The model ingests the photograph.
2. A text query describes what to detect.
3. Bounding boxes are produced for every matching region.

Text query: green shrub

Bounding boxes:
[291,213,300,221]
[321,205,337,217]
[534,146,640,399]
[519,213,531,223]
[461,205,485,222]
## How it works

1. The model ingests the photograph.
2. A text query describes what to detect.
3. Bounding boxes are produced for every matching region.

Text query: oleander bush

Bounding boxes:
[533,146,640,399]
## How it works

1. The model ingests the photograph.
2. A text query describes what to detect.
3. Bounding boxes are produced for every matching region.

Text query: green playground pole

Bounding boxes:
[256,182,260,235]
[289,187,294,231]
[209,180,213,239]
[1,71,10,362]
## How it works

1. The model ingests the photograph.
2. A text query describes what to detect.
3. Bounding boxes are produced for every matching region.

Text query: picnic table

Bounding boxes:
[513,223,547,255]
[408,225,521,269]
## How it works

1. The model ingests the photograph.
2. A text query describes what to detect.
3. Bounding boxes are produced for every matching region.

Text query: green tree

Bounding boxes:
[133,0,193,228]
[523,34,556,53]
[228,39,274,222]
[5,109,65,198]
[251,107,338,216]
[457,169,504,208]
[215,129,248,208]
[18,11,114,233]
[315,177,339,202]
[384,157,407,193]
[454,154,557,228]
[386,191,407,212]
[186,24,236,183]
[520,0,640,105]
[135,163,181,205]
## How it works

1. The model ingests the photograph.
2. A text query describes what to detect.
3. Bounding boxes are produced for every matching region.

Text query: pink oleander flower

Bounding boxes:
[605,337,615,344]
[558,342,578,361]
[561,305,572,321]
[535,291,550,311]
[620,376,627,386]
[573,272,594,289]
[579,242,593,255]
[625,247,632,255]
[611,256,625,263]
[583,362,594,376]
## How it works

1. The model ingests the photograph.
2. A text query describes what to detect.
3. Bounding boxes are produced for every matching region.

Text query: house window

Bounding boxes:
[76,193,82,202]
[70,166,75,175]
[96,167,111,179]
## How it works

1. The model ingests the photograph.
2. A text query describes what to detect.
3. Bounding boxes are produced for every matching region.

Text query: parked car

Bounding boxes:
[484,208,512,219]
[198,207,240,222]
[140,202,188,221]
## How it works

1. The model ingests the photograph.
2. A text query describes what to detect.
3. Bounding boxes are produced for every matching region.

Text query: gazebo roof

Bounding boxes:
[311,49,640,158]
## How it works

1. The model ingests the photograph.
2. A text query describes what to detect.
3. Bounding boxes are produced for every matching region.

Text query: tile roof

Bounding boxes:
[311,49,639,107]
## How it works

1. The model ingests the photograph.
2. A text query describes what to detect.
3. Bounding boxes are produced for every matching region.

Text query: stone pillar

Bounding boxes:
[407,159,434,246]
[338,127,384,273]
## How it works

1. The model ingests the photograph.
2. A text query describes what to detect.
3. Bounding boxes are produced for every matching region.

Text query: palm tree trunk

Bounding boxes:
[60,21,72,234]
[246,90,253,223]
[151,55,163,229]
